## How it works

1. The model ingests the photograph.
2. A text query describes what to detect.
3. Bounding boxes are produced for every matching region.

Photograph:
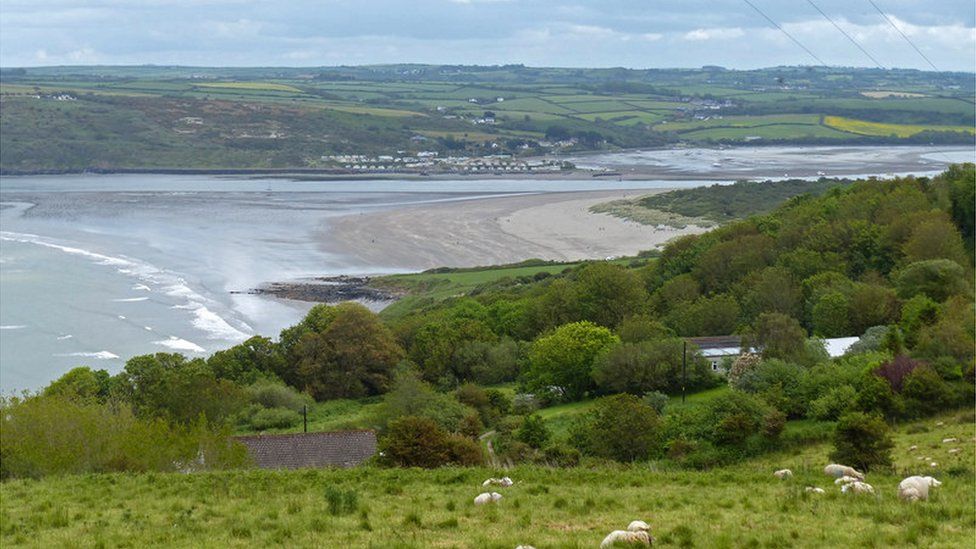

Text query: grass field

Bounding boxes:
[823,116,976,138]
[195,82,306,93]
[2,410,972,548]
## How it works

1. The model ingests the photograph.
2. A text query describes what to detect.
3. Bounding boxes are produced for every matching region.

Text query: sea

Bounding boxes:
[1,145,973,392]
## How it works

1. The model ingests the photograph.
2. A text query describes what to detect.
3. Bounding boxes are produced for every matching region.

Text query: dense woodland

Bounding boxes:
[2,165,974,477]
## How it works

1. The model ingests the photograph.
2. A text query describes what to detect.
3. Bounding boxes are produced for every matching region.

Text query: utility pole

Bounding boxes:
[303,404,308,433]
[682,340,687,403]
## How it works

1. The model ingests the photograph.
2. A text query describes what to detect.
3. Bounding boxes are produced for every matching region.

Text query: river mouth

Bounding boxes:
[1,144,971,392]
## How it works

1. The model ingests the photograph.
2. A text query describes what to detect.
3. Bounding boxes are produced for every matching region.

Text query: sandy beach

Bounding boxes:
[321,189,704,270]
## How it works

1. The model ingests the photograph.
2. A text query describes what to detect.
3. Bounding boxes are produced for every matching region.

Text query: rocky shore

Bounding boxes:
[234,275,400,304]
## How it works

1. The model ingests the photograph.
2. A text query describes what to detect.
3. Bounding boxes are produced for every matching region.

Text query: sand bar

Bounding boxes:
[321,189,704,271]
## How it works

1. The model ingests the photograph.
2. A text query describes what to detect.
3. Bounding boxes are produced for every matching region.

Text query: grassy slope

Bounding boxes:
[3,409,972,548]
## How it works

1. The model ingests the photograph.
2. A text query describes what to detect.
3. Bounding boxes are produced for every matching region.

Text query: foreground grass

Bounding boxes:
[3,411,972,548]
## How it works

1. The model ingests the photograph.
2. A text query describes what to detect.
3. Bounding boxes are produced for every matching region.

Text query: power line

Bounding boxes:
[806,0,886,69]
[741,0,828,67]
[865,0,939,71]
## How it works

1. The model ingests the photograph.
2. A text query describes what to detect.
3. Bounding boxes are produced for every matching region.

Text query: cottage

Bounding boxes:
[234,430,377,470]
[686,336,743,374]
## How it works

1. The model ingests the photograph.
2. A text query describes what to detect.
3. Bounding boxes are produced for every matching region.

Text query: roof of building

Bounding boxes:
[823,336,860,358]
[234,430,377,470]
[686,336,743,351]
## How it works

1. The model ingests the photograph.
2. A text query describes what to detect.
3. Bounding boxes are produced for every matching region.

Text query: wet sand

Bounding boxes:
[322,189,705,270]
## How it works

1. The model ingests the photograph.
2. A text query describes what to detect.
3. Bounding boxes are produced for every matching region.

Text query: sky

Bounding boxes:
[1,1,974,71]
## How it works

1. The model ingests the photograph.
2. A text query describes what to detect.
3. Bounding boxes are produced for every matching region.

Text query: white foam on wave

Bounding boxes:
[0,325,27,330]
[153,336,206,353]
[0,230,251,343]
[54,351,120,360]
[113,297,149,302]
[144,326,153,331]
[57,334,73,340]
[117,315,127,320]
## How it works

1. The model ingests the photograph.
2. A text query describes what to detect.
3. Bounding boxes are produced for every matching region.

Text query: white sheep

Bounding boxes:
[824,464,864,480]
[948,448,960,454]
[908,445,918,452]
[773,469,793,480]
[482,476,514,487]
[805,486,826,494]
[474,492,503,505]
[942,438,957,444]
[898,476,942,502]
[930,462,938,467]
[515,546,536,549]
[841,481,875,495]
[627,520,650,532]
[834,475,859,485]
[935,421,945,426]
[600,530,652,548]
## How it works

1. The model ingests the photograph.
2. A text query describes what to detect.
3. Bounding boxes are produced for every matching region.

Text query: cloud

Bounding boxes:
[683,27,745,41]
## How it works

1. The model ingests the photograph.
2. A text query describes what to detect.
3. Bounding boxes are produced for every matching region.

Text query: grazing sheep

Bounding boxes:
[773,469,793,480]
[834,475,859,485]
[942,438,957,444]
[930,462,938,467]
[824,464,864,480]
[515,546,536,549]
[948,448,961,454]
[898,476,942,502]
[935,421,945,426]
[841,481,875,495]
[908,445,918,452]
[805,486,826,494]
[482,476,514,487]
[627,520,650,532]
[600,530,652,548]
[474,492,503,505]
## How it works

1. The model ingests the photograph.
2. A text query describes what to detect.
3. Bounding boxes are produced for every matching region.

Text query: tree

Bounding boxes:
[668,294,741,336]
[811,291,851,337]
[372,370,471,433]
[895,259,969,302]
[617,315,673,343]
[573,263,648,328]
[743,267,802,318]
[569,394,661,462]
[379,416,451,468]
[830,412,893,472]
[291,303,403,400]
[207,336,283,385]
[748,313,806,361]
[592,338,713,395]
[43,367,111,401]
[515,414,551,449]
[523,321,619,401]
[902,216,969,266]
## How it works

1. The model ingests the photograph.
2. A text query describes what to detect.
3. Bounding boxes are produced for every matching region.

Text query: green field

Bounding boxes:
[2,64,973,171]
[3,410,972,548]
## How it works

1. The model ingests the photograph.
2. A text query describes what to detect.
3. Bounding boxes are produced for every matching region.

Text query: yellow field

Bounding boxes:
[824,116,975,137]
[196,82,305,93]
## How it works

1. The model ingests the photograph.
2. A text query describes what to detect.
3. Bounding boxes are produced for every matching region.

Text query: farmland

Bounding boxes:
[2,409,972,548]
[1,64,973,172]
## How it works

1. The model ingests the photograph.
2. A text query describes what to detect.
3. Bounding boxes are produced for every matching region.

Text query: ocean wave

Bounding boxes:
[54,351,120,360]
[112,297,150,302]
[153,336,206,353]
[57,334,73,340]
[0,325,27,330]
[0,230,251,343]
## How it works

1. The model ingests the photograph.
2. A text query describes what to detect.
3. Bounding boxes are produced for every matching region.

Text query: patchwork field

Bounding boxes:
[2,410,972,548]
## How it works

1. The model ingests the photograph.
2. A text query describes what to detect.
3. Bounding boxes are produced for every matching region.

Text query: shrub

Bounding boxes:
[247,379,312,412]
[523,321,619,401]
[830,412,893,472]
[444,435,484,466]
[731,359,807,417]
[642,391,669,414]
[592,338,715,395]
[379,416,452,468]
[249,407,301,430]
[569,394,661,462]
[845,326,888,355]
[484,389,512,415]
[808,385,857,421]
[372,370,472,433]
[901,365,951,417]
[894,259,969,302]
[874,355,924,392]
[511,393,540,415]
[726,352,761,389]
[515,414,550,449]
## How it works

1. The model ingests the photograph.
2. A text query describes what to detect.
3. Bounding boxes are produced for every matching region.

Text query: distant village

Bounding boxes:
[319,151,570,174]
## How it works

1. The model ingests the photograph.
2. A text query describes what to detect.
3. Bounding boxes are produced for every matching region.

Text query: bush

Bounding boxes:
[894,259,969,302]
[901,365,951,417]
[569,394,661,462]
[830,412,893,472]
[378,415,484,468]
[372,370,472,433]
[523,321,619,401]
[247,379,312,412]
[730,359,807,417]
[511,393,540,415]
[515,414,550,449]
[249,407,302,430]
[541,443,581,467]
[592,338,715,395]
[874,355,924,393]
[808,385,857,421]
[642,391,669,414]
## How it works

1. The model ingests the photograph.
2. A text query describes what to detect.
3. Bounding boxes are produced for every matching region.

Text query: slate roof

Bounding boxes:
[234,430,377,470]
[686,336,743,351]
